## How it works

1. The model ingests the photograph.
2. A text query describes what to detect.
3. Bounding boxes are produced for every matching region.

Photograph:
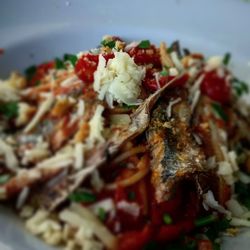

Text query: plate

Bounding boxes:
[0,0,250,249]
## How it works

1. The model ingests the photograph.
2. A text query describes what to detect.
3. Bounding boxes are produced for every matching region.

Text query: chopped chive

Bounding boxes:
[128,191,136,201]
[0,102,19,119]
[160,69,168,77]
[223,52,231,66]
[231,78,249,97]
[163,213,172,225]
[98,207,107,221]
[195,214,217,227]
[25,65,37,80]
[55,58,65,69]
[101,40,116,49]
[69,191,96,203]
[63,54,78,66]
[138,40,151,49]
[211,102,228,122]
[0,175,10,184]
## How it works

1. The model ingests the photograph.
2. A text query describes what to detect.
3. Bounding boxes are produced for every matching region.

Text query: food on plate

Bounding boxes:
[0,35,250,250]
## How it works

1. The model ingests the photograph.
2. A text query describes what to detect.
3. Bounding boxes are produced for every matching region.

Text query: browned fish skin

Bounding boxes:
[147,90,206,202]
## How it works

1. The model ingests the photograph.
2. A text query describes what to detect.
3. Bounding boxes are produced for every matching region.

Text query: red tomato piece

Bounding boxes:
[118,225,153,250]
[200,70,231,104]
[155,220,194,242]
[128,45,161,67]
[29,61,55,86]
[198,239,213,250]
[75,53,114,83]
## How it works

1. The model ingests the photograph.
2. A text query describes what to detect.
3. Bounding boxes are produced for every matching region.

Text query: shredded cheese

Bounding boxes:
[24,93,55,133]
[166,97,182,118]
[74,142,85,169]
[86,105,105,149]
[93,51,145,107]
[0,138,19,170]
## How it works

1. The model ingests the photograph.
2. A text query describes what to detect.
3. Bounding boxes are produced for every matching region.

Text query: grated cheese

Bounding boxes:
[226,199,246,218]
[90,198,115,216]
[170,51,184,71]
[16,187,30,209]
[117,200,140,217]
[93,51,145,107]
[86,105,105,149]
[74,142,85,170]
[0,138,19,170]
[169,67,179,76]
[76,99,85,118]
[15,102,33,126]
[24,93,55,133]
[205,56,223,71]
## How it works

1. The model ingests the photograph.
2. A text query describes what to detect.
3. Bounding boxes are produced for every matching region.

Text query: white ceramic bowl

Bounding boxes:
[0,0,250,249]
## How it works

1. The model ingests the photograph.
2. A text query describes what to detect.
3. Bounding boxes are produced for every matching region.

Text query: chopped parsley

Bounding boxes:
[160,69,169,77]
[231,78,249,97]
[55,58,65,69]
[0,175,10,184]
[223,52,231,66]
[163,213,172,224]
[69,191,96,203]
[211,102,228,122]
[98,207,107,221]
[195,214,217,227]
[25,65,37,80]
[101,39,116,49]
[138,40,151,49]
[0,102,19,119]
[63,54,77,66]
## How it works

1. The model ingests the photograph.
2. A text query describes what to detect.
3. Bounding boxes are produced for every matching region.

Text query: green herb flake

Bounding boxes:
[211,102,228,122]
[128,191,136,201]
[138,40,151,49]
[232,78,249,97]
[0,175,10,185]
[55,58,65,69]
[163,213,172,225]
[195,214,217,227]
[63,54,78,66]
[0,102,19,119]
[223,52,231,66]
[160,69,169,77]
[101,40,116,49]
[98,207,107,221]
[69,191,96,203]
[25,65,37,80]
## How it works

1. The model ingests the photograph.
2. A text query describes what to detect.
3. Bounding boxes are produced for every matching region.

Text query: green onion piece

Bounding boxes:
[211,102,228,122]
[0,102,19,119]
[101,40,116,49]
[160,69,169,77]
[63,54,78,66]
[195,214,217,227]
[55,58,65,69]
[232,78,249,97]
[163,213,172,225]
[0,175,10,185]
[128,191,136,201]
[98,207,107,221]
[25,65,37,80]
[69,191,96,203]
[223,52,231,66]
[138,40,151,49]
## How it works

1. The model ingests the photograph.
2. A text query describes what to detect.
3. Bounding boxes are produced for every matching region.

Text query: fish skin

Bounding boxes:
[147,90,206,202]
